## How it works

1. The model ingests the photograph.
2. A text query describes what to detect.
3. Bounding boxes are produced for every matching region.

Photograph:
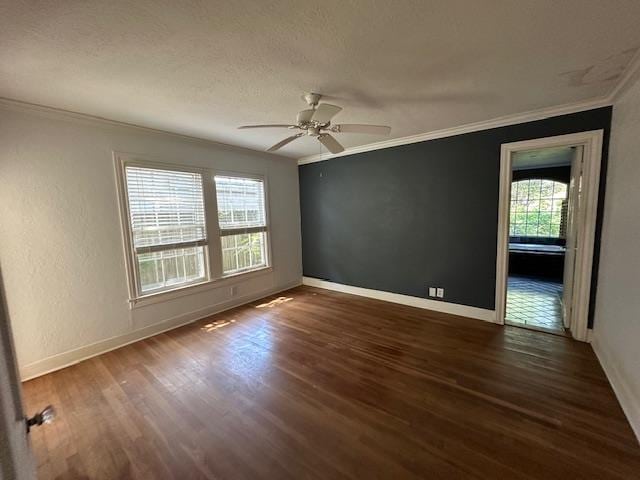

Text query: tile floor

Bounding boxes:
[506,275,566,333]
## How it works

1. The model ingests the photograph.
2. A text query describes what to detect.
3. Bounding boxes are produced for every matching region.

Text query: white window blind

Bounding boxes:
[125,166,208,293]
[215,176,268,275]
[215,176,266,231]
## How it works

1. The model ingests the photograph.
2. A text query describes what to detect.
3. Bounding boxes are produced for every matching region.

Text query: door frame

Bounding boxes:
[495,130,604,341]
[0,268,36,479]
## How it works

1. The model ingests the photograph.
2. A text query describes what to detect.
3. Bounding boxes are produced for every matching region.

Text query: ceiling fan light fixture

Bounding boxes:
[238,93,391,153]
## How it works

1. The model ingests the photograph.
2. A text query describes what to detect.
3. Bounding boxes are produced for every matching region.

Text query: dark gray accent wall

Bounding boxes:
[299,107,612,326]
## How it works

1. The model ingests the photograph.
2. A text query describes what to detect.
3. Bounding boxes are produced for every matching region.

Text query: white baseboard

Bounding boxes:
[20,280,301,381]
[302,277,497,323]
[591,334,640,443]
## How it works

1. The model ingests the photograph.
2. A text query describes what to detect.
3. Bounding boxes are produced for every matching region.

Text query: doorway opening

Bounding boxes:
[495,131,604,341]
[506,149,574,335]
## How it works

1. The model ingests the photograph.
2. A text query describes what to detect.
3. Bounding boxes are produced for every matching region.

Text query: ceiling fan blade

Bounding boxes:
[297,109,314,124]
[267,133,305,152]
[334,124,391,135]
[311,104,342,124]
[318,134,345,154]
[238,124,295,129]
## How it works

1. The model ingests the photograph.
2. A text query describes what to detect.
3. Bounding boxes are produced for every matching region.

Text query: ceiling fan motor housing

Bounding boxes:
[303,92,322,107]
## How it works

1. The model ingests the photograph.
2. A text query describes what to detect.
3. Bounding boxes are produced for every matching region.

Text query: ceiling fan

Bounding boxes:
[238,93,391,154]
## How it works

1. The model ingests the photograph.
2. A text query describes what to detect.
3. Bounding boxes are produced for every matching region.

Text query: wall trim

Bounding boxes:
[591,334,640,443]
[297,49,640,166]
[495,130,603,343]
[302,277,497,323]
[586,328,594,343]
[297,98,611,165]
[607,47,640,103]
[4,45,639,170]
[0,97,291,162]
[19,280,301,381]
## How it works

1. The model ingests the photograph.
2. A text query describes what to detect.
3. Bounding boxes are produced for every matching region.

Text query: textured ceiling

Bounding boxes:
[2,1,640,158]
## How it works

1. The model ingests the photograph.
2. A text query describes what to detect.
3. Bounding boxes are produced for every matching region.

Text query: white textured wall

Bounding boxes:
[593,76,640,440]
[0,102,302,378]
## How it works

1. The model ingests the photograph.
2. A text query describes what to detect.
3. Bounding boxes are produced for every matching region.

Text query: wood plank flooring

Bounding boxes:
[23,286,640,479]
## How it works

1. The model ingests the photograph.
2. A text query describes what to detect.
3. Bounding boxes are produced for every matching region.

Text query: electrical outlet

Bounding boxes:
[436,288,444,298]
[428,287,436,297]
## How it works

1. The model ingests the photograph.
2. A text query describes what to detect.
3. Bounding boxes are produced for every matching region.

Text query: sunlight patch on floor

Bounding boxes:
[255,296,293,308]
[201,319,236,332]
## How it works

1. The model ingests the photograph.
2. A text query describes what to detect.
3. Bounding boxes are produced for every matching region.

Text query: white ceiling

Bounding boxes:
[2,1,640,159]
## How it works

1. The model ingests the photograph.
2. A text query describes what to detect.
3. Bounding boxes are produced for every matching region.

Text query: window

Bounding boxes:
[215,176,268,275]
[125,166,208,294]
[117,157,270,302]
[509,179,568,238]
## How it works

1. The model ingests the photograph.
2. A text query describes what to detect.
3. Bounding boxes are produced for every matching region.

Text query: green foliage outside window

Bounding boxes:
[509,179,568,238]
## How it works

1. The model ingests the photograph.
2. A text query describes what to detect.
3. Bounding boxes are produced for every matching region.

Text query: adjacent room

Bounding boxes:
[506,146,574,334]
[1,2,640,479]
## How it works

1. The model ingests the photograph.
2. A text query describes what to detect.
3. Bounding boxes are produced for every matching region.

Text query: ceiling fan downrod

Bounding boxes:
[302,92,322,109]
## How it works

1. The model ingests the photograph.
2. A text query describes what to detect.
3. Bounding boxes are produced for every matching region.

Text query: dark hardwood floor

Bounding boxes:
[23,286,640,479]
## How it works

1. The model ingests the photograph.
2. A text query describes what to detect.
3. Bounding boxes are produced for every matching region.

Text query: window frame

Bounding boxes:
[114,153,272,308]
[214,171,271,277]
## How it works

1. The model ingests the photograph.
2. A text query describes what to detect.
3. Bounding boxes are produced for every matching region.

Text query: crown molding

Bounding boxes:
[297,97,612,165]
[0,97,291,162]
[607,47,640,102]
[5,44,640,167]
[298,49,640,166]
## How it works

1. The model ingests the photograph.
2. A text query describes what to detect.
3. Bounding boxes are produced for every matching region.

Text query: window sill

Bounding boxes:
[128,266,273,309]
